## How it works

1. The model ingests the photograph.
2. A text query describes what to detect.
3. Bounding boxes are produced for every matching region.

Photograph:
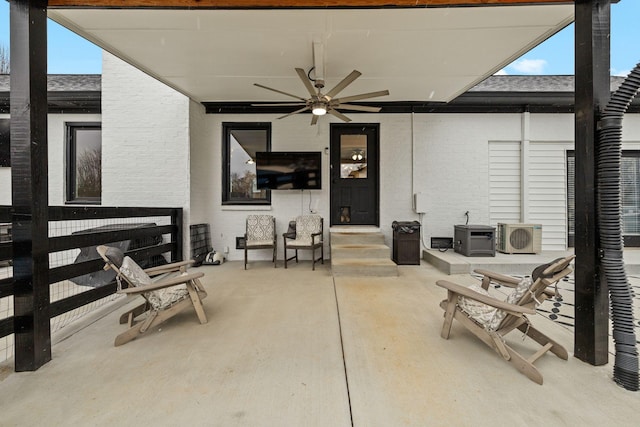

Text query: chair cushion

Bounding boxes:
[120,256,188,310]
[246,215,275,243]
[247,239,276,247]
[458,277,532,331]
[291,215,322,246]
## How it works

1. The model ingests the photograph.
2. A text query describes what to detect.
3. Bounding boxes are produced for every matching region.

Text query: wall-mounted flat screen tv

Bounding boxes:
[256,151,321,190]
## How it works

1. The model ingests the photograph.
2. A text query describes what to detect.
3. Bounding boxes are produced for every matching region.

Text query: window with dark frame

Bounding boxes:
[222,122,271,205]
[567,150,640,247]
[66,122,102,204]
[0,119,9,167]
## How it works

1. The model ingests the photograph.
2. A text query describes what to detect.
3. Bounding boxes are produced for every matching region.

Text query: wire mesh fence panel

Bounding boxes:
[0,248,12,364]
[0,295,12,363]
[0,207,181,366]
[48,216,172,335]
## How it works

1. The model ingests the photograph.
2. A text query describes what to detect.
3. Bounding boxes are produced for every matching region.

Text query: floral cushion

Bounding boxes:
[246,215,275,245]
[458,277,532,331]
[120,256,188,310]
[288,215,322,247]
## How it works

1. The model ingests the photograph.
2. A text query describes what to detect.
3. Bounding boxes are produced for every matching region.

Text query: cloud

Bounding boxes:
[509,59,547,74]
[494,69,508,75]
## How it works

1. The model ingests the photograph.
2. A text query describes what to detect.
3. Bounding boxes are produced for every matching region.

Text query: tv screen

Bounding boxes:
[256,151,321,190]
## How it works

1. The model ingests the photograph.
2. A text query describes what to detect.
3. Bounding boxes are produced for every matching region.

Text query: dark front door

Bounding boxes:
[330,123,379,226]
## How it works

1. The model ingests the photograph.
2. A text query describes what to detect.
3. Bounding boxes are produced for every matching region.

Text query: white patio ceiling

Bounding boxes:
[48,5,574,104]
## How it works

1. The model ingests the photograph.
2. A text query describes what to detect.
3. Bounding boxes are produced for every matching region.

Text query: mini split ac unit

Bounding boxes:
[496,223,542,254]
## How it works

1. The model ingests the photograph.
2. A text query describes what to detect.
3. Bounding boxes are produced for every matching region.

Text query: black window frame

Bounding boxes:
[567,150,640,247]
[66,122,102,205]
[0,118,10,167]
[222,122,272,205]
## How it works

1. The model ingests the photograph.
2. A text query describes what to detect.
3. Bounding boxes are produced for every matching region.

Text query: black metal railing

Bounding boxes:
[0,206,183,345]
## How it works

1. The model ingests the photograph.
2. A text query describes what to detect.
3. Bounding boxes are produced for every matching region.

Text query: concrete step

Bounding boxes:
[331,258,399,277]
[331,244,390,259]
[331,232,385,246]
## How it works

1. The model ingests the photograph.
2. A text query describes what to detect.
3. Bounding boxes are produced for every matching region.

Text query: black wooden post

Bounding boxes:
[574,0,611,365]
[10,0,51,371]
[172,208,183,262]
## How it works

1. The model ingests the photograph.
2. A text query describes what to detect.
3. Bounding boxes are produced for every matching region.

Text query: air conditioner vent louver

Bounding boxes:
[509,227,531,250]
[497,223,542,254]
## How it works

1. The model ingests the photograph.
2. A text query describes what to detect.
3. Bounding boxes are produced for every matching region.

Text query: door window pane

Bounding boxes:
[340,134,367,179]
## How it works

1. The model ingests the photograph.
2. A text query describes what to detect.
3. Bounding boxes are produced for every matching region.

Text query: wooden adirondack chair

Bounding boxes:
[436,255,575,384]
[97,245,207,346]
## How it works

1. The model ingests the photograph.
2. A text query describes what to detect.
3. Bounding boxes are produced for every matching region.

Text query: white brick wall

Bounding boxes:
[188,109,640,258]
[101,52,192,255]
[102,52,190,210]
[412,113,522,243]
[190,113,336,261]
[4,58,640,257]
[188,99,211,226]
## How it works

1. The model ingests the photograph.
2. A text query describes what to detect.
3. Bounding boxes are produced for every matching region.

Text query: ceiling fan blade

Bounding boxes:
[333,104,381,112]
[295,68,318,98]
[325,70,362,99]
[333,90,390,104]
[328,108,352,122]
[311,114,319,126]
[251,103,307,107]
[254,83,307,101]
[277,106,310,120]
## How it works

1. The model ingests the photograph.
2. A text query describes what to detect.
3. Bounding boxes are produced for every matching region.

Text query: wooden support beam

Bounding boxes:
[573,0,610,366]
[47,0,574,9]
[10,0,52,371]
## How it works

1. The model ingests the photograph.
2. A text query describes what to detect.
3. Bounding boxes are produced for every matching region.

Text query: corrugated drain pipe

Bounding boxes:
[597,62,640,391]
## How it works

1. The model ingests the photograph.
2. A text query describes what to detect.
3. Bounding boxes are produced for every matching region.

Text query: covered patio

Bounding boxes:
[4,0,638,413]
[1,261,638,426]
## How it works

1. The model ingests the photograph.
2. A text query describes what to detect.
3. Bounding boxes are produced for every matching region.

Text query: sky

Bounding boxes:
[0,0,639,76]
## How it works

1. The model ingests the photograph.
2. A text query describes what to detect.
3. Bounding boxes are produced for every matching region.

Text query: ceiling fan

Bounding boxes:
[253,68,390,125]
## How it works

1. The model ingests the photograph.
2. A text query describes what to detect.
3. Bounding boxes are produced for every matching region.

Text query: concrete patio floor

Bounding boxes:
[0,260,638,426]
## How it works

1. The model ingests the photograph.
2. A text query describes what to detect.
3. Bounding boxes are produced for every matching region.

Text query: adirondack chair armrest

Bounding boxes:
[144,260,195,276]
[542,267,573,285]
[436,280,536,315]
[118,271,205,295]
[473,269,522,288]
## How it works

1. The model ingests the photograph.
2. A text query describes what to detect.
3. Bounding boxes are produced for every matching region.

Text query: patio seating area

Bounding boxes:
[0,259,638,426]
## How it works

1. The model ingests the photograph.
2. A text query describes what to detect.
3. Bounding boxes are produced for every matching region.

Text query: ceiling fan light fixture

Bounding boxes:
[253,66,389,125]
[312,102,327,116]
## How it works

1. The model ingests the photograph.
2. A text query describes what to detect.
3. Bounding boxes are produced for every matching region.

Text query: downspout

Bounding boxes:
[520,111,530,223]
[597,62,640,391]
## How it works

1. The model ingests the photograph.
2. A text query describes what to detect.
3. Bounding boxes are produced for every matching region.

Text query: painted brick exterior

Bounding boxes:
[3,54,640,261]
[101,52,190,210]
